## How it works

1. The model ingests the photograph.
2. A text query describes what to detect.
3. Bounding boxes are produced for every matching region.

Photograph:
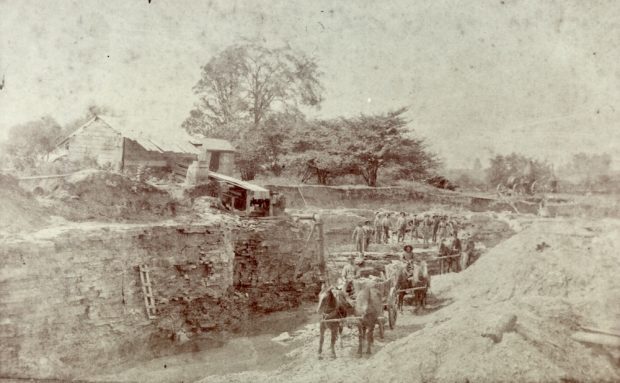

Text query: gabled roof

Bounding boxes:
[57,115,200,155]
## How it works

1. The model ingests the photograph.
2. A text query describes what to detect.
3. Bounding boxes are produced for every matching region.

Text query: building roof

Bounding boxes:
[199,138,236,153]
[57,115,201,155]
[209,171,270,199]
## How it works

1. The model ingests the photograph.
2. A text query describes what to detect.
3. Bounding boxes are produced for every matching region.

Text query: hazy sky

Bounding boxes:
[0,0,618,169]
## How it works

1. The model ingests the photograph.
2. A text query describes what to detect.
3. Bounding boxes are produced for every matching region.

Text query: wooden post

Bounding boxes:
[316,216,326,276]
[245,190,252,212]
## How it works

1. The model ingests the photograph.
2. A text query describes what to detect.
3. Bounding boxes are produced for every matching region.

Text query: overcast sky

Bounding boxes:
[0,0,618,169]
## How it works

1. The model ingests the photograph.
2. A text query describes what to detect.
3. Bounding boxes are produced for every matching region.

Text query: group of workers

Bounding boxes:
[345,211,476,286]
[352,211,463,255]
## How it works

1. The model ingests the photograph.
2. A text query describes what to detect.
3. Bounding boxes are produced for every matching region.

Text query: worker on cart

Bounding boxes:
[341,255,360,297]
[400,244,415,274]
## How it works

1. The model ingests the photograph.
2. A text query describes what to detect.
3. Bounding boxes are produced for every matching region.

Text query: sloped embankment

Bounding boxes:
[0,173,49,232]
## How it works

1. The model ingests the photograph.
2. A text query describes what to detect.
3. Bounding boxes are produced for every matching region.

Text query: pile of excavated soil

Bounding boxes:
[200,218,620,383]
[0,173,49,232]
[43,169,181,222]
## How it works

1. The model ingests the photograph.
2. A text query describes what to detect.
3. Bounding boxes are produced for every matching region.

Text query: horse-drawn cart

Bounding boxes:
[321,278,398,333]
[317,277,398,358]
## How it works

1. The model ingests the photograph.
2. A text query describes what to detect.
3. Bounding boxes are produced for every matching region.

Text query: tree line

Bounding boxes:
[2,42,616,193]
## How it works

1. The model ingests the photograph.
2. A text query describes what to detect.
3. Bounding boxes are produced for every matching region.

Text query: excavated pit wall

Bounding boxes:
[0,217,323,380]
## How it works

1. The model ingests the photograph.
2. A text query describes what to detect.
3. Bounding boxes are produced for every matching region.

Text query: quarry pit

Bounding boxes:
[1,170,618,382]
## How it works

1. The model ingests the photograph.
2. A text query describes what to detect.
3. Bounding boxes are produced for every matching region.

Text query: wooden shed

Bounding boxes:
[48,115,200,172]
[194,138,236,176]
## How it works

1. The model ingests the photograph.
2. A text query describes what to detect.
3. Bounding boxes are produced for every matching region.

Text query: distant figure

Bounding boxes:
[373,212,383,243]
[422,214,433,248]
[362,220,373,250]
[538,196,550,217]
[438,216,448,240]
[396,212,407,243]
[352,223,366,255]
[381,213,391,244]
[432,215,440,243]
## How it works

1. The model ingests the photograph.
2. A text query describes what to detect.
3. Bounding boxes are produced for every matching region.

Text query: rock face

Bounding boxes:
[0,216,324,380]
[233,218,324,313]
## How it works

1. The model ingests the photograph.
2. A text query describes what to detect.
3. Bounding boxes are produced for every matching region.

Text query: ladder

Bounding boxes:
[139,265,157,319]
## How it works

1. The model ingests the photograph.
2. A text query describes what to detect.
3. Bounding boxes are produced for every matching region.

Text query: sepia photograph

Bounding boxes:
[0,1,619,382]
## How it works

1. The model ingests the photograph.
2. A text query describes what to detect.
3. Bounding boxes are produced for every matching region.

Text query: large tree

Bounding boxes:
[183,43,323,138]
[0,116,62,172]
[284,108,438,186]
[343,108,439,187]
[283,119,354,185]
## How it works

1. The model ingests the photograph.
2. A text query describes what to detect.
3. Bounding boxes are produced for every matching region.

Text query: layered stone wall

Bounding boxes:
[233,218,323,313]
[0,216,324,380]
[0,222,235,379]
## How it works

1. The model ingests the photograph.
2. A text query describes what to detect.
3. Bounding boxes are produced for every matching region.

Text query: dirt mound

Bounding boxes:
[358,219,620,383]
[200,218,620,383]
[44,169,180,222]
[0,173,49,232]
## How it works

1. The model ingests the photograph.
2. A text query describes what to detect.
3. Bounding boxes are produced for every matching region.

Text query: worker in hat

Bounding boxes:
[400,244,415,273]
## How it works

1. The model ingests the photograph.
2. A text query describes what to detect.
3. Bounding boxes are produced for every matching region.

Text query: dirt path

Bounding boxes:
[89,303,437,383]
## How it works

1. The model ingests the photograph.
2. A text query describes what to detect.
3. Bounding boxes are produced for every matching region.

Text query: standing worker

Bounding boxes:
[381,212,392,244]
[352,222,366,256]
[463,233,476,269]
[362,220,373,251]
[432,215,440,244]
[373,212,383,244]
[396,212,407,243]
[422,214,432,248]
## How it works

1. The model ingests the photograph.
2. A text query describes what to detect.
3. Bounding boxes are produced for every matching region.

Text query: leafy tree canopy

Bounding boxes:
[182,43,323,138]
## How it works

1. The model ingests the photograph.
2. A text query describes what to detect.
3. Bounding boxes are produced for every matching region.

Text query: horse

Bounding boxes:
[353,279,383,356]
[411,262,431,309]
[317,284,353,359]
[385,262,413,313]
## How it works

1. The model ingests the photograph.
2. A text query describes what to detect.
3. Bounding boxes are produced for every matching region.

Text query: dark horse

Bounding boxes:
[390,263,412,313]
[353,280,383,356]
[317,285,352,359]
